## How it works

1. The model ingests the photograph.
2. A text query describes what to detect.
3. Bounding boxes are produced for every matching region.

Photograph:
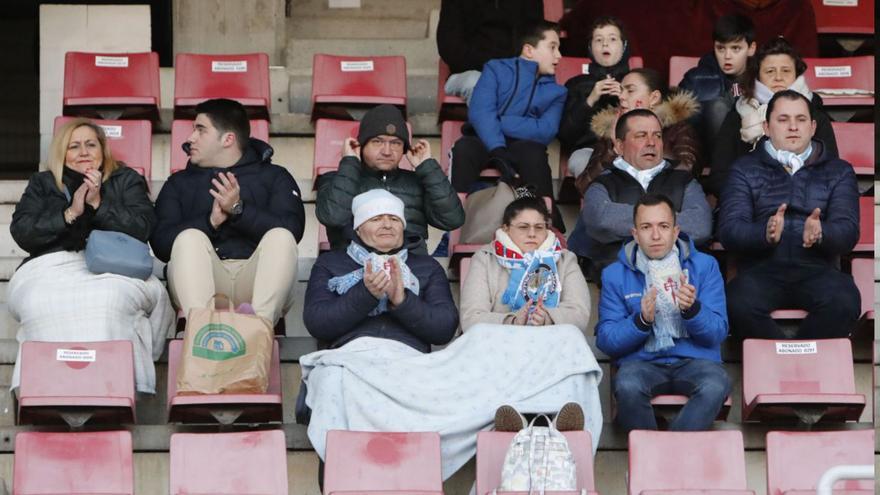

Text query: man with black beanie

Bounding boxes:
[316,104,465,255]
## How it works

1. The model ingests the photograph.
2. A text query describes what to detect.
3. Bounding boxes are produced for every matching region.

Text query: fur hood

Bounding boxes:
[590,90,701,139]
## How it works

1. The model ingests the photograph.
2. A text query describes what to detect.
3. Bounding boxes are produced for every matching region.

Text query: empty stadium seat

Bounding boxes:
[174,53,271,119]
[741,338,865,423]
[668,56,699,87]
[854,195,873,252]
[13,430,133,494]
[436,60,467,123]
[766,430,874,495]
[54,116,152,180]
[169,431,288,495]
[627,430,754,495]
[166,338,283,424]
[850,258,874,320]
[832,122,874,175]
[811,0,874,35]
[323,430,443,495]
[17,340,135,426]
[170,118,270,174]
[803,56,874,107]
[312,118,414,183]
[62,51,160,121]
[476,430,598,495]
[311,54,407,120]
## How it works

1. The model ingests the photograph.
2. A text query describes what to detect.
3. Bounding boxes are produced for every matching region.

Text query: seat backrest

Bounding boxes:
[742,338,857,406]
[850,258,874,318]
[311,54,407,104]
[811,0,874,34]
[169,430,288,494]
[323,430,443,494]
[543,0,564,22]
[440,120,464,175]
[856,195,873,251]
[627,430,748,495]
[803,56,874,93]
[668,56,700,87]
[833,122,874,172]
[476,430,595,495]
[14,430,133,494]
[555,57,592,86]
[170,118,271,174]
[63,51,160,105]
[173,52,270,111]
[53,116,152,179]
[766,430,874,495]
[19,340,135,405]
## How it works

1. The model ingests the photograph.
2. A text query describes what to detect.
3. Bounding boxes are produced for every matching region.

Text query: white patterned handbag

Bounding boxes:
[494,415,585,494]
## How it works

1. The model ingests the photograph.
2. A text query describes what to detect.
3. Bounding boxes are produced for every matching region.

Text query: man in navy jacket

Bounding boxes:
[152,98,305,324]
[719,90,860,339]
[597,194,730,432]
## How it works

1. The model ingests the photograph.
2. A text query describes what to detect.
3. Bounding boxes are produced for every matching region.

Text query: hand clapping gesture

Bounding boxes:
[765,203,786,244]
[676,273,696,312]
[802,208,822,248]
[640,287,657,324]
[587,75,622,107]
[83,168,102,209]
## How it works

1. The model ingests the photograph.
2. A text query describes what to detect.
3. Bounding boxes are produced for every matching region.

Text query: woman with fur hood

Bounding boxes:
[574,68,702,197]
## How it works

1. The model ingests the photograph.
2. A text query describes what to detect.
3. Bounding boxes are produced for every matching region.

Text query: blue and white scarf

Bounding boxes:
[634,244,688,352]
[493,229,562,312]
[764,139,813,175]
[327,241,420,315]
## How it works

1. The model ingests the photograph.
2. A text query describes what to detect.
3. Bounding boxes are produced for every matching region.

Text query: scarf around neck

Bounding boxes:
[634,244,688,352]
[736,75,813,145]
[613,156,668,191]
[494,228,562,311]
[327,240,419,315]
[764,139,813,175]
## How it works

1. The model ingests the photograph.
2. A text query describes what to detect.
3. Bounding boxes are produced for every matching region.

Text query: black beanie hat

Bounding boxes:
[357,104,410,151]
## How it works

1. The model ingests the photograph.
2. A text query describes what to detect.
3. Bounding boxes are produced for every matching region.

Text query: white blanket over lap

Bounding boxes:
[8,251,175,394]
[301,323,603,479]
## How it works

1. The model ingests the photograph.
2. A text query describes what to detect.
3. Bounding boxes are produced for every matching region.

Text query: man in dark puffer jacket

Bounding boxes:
[316,104,465,255]
[719,90,860,340]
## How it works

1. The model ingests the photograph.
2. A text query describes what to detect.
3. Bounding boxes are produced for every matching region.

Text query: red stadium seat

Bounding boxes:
[17,340,135,426]
[437,60,467,123]
[766,430,874,495]
[174,53,271,119]
[629,56,644,69]
[311,54,407,120]
[63,51,160,121]
[169,431,288,495]
[543,0,564,22]
[627,430,754,495]
[440,120,464,175]
[854,195,873,252]
[668,56,699,87]
[832,122,874,175]
[14,430,133,494]
[54,116,152,180]
[811,0,874,35]
[803,56,874,107]
[850,258,874,320]
[323,430,443,495]
[741,338,865,422]
[555,56,645,86]
[166,338,283,424]
[318,223,330,253]
[476,430,598,495]
[170,118,270,174]
[312,118,413,183]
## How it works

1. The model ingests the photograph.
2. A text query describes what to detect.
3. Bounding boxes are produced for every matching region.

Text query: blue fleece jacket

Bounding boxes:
[468,57,567,151]
[596,235,728,366]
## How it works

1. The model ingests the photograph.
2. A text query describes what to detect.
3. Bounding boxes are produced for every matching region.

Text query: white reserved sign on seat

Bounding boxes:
[775,342,818,355]
[815,66,853,78]
[823,0,858,6]
[341,60,374,72]
[56,349,97,362]
[212,61,248,72]
[581,63,590,74]
[100,125,123,139]
[95,56,129,68]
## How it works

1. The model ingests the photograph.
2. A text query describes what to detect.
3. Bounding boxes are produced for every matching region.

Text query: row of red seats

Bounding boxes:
[12,427,872,494]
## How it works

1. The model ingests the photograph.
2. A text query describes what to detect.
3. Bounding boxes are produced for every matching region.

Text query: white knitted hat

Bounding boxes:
[352,189,406,229]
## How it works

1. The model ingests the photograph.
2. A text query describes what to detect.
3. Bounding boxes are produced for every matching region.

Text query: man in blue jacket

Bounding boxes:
[597,193,730,432]
[450,20,566,225]
[719,90,860,340]
[152,98,305,325]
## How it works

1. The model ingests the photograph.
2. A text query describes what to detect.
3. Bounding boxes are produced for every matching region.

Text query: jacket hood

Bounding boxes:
[618,233,696,270]
[590,90,701,139]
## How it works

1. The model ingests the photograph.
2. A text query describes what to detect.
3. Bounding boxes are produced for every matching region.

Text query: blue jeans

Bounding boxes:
[614,358,730,432]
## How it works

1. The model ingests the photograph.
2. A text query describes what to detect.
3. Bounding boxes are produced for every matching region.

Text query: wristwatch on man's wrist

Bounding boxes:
[230,200,243,216]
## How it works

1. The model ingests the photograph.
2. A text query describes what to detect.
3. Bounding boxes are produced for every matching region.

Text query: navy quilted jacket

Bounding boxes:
[718,138,859,268]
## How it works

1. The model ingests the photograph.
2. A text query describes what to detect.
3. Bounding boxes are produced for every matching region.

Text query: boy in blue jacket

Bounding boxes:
[450,20,567,225]
[596,194,730,432]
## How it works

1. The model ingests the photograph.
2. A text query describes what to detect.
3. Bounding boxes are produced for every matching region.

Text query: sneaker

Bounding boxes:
[553,402,584,431]
[494,404,526,432]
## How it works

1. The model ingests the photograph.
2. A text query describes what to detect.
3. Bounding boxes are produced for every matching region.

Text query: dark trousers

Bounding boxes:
[614,358,730,432]
[726,260,860,339]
